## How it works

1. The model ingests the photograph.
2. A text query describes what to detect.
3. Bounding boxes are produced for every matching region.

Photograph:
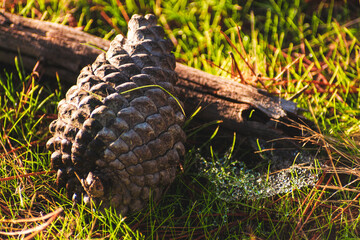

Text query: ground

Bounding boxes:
[1,0,360,239]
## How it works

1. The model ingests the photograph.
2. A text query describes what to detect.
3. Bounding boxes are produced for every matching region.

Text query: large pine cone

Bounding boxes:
[46,14,186,215]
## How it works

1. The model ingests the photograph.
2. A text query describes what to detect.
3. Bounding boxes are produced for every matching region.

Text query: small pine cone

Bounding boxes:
[46,14,186,215]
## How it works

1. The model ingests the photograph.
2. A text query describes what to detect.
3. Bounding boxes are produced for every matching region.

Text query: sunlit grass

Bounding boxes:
[1,0,360,238]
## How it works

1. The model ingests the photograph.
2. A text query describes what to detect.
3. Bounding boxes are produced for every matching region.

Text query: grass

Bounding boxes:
[1,0,360,238]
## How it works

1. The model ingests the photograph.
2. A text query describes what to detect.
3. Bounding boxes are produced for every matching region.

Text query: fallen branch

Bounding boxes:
[0,12,307,139]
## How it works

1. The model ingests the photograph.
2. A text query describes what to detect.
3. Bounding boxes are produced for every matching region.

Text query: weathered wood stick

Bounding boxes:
[0,12,304,139]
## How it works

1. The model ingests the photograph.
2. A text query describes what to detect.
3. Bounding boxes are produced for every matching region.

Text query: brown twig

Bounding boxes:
[116,0,129,23]
[0,208,63,239]
[0,170,56,182]
[100,10,123,35]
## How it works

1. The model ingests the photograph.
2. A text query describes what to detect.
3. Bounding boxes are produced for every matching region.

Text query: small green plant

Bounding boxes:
[0,57,57,148]
[199,147,319,201]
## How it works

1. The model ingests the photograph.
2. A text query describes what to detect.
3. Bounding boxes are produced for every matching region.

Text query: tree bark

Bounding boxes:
[0,12,306,139]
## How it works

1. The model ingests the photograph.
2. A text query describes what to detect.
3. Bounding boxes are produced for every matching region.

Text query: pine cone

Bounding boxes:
[46,14,186,215]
